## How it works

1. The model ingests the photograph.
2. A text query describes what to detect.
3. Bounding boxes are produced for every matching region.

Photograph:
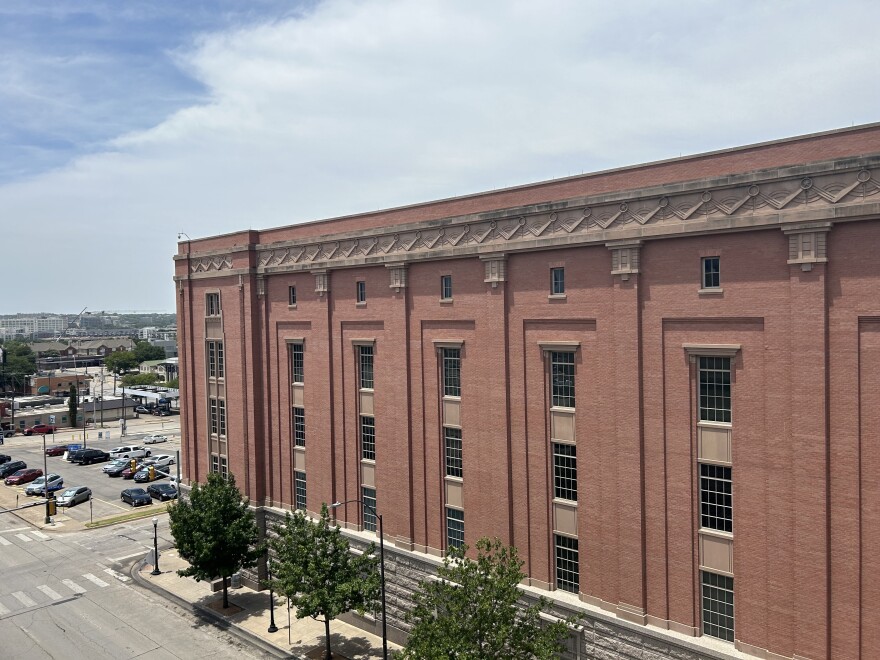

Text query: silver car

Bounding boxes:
[56,486,92,507]
[25,473,64,496]
[143,435,167,444]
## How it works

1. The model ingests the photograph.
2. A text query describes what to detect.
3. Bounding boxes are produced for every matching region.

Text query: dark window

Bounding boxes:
[206,293,221,316]
[360,416,375,460]
[362,487,377,532]
[207,340,224,378]
[551,267,565,295]
[446,508,464,549]
[442,348,461,397]
[359,345,374,389]
[218,399,226,436]
[210,455,228,477]
[699,357,731,423]
[216,341,224,378]
[553,443,577,501]
[209,398,219,435]
[289,286,297,305]
[444,427,463,478]
[702,572,734,642]
[551,351,575,408]
[555,534,579,593]
[702,257,721,289]
[440,275,452,300]
[700,463,732,532]
[290,343,304,384]
[293,407,305,447]
[356,281,366,303]
[294,471,306,510]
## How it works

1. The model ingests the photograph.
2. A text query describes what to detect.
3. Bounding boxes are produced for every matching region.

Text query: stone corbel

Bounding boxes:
[480,254,507,288]
[783,222,832,271]
[312,269,329,297]
[387,263,407,292]
[607,240,642,281]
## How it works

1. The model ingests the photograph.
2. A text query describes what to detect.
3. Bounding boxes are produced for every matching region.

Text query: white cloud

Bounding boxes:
[2,0,879,313]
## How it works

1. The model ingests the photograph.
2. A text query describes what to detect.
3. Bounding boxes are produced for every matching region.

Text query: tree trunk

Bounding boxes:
[223,575,229,609]
[324,616,333,659]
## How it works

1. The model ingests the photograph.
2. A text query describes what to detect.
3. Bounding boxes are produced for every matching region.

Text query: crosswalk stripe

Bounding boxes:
[0,601,9,616]
[83,573,108,588]
[12,591,36,607]
[15,534,32,543]
[62,579,86,594]
[36,585,62,600]
[0,537,10,546]
[31,531,50,540]
[103,568,131,583]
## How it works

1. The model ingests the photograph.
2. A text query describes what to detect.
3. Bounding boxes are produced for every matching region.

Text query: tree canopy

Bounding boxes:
[0,340,37,383]
[268,504,381,659]
[134,340,166,362]
[121,372,159,387]
[168,473,263,608]
[68,384,79,428]
[103,350,139,374]
[400,537,577,659]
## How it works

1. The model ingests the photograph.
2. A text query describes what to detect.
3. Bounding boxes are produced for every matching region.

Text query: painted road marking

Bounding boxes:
[103,568,130,583]
[0,601,9,616]
[62,579,86,594]
[12,592,36,607]
[0,537,10,546]
[15,534,32,543]
[31,531,50,540]
[110,551,148,563]
[83,573,109,588]
[36,585,62,600]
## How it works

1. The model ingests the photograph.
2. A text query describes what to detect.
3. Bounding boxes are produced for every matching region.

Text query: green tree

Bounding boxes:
[1,341,37,381]
[400,537,577,659]
[268,504,381,659]
[166,377,179,389]
[68,384,79,428]
[121,372,159,387]
[168,473,263,609]
[103,350,138,375]
[134,340,166,362]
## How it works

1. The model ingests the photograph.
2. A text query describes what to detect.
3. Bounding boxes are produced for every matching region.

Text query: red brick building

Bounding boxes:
[175,124,880,660]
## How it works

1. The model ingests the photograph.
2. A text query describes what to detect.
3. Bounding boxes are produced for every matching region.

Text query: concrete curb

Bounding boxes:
[130,557,302,660]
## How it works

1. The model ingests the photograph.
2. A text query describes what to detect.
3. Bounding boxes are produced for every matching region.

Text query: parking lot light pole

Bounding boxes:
[151,517,161,575]
[42,434,49,524]
[331,499,387,660]
[267,558,278,633]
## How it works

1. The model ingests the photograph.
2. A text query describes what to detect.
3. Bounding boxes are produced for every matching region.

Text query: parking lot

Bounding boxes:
[0,414,183,524]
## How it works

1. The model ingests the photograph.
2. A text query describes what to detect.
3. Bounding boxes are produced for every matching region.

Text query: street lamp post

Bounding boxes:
[331,499,387,660]
[267,558,278,633]
[42,434,50,524]
[151,517,161,575]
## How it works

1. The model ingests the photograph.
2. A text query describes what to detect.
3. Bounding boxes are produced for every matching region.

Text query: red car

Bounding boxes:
[5,468,43,486]
[25,424,57,436]
[121,464,147,480]
[45,445,68,457]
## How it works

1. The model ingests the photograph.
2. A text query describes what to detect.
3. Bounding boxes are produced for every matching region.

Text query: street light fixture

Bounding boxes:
[151,517,161,575]
[331,499,387,660]
[267,557,278,633]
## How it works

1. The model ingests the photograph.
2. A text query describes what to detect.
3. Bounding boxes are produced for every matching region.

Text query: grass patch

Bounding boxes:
[85,504,170,528]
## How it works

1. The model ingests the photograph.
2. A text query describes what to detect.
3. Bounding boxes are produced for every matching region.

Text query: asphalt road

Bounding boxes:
[0,514,269,660]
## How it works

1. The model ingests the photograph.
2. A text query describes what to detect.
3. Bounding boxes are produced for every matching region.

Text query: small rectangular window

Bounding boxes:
[440,275,453,300]
[294,471,307,510]
[290,343,304,384]
[289,286,297,306]
[551,351,575,408]
[360,416,376,460]
[359,345,374,390]
[555,534,579,593]
[700,463,732,532]
[362,487,377,532]
[702,257,720,289]
[206,293,221,317]
[444,427,463,478]
[553,443,577,501]
[356,281,366,303]
[551,267,565,295]
[442,348,461,397]
[293,407,305,447]
[701,572,734,642]
[699,356,731,423]
[446,508,464,549]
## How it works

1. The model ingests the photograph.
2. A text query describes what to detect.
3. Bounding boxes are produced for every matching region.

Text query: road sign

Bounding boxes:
[49,415,56,424]
[67,444,82,452]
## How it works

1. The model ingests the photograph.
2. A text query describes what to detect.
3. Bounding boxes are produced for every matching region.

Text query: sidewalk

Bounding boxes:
[133,546,397,659]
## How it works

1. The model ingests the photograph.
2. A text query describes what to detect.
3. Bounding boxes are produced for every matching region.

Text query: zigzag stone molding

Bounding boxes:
[192,162,880,276]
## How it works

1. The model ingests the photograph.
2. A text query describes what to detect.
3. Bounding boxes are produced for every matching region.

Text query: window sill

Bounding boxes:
[698,288,724,295]
[288,304,297,310]
[442,395,462,402]
[552,497,578,506]
[548,294,567,301]
[698,528,733,541]
[439,298,453,304]
[444,475,463,483]
[550,406,576,414]
[360,458,376,465]
[358,388,375,394]
[697,420,732,429]
[356,302,367,308]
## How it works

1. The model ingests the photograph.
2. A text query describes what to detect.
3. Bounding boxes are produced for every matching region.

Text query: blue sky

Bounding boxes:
[1,0,878,314]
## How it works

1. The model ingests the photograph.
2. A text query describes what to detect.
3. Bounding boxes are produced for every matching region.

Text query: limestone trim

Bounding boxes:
[683,344,741,362]
[312,269,329,296]
[386,263,407,291]
[351,338,376,347]
[432,339,464,350]
[480,254,507,287]
[783,221,832,271]
[539,341,581,353]
[608,240,642,280]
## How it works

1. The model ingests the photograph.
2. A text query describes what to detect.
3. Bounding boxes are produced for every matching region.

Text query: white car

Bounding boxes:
[143,434,167,444]
[109,445,151,459]
[145,454,175,467]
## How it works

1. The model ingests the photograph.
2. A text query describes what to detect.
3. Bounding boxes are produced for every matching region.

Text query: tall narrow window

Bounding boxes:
[294,471,307,510]
[362,487,377,532]
[293,407,305,447]
[360,416,375,460]
[206,293,221,316]
[555,534,579,593]
[702,257,721,289]
[551,267,565,295]
[218,399,226,436]
[359,345,374,389]
[209,398,219,435]
[446,508,464,549]
[440,275,453,300]
[211,455,228,477]
[289,286,297,306]
[700,464,732,532]
[551,352,575,408]
[553,443,577,501]
[444,427,463,478]
[216,341,224,378]
[356,281,366,303]
[207,341,217,378]
[699,356,731,423]
[442,348,461,397]
[701,572,734,642]
[290,343,304,384]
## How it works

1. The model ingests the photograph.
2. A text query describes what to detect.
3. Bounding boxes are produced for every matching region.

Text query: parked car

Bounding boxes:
[121,488,152,507]
[0,461,27,478]
[133,467,161,483]
[147,483,178,501]
[121,463,148,480]
[5,468,43,486]
[109,446,151,459]
[71,449,110,465]
[144,454,174,467]
[143,434,167,444]
[0,454,10,465]
[105,461,130,478]
[45,445,68,457]
[24,424,57,436]
[25,473,64,495]
[103,459,128,473]
[57,486,91,507]
[2,429,15,438]
[134,405,153,414]
[155,409,172,417]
